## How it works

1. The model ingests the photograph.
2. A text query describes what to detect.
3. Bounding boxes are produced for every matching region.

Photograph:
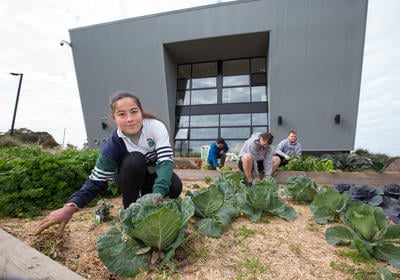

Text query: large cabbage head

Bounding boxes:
[344,204,388,241]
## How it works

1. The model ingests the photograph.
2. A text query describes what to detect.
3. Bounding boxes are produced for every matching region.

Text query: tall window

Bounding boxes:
[175,57,268,156]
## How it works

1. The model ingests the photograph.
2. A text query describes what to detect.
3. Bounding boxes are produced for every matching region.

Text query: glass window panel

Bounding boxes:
[189,140,211,155]
[178,64,191,78]
[192,77,216,88]
[251,73,266,85]
[176,116,189,127]
[221,127,250,139]
[222,87,250,103]
[191,89,217,104]
[223,75,249,86]
[229,140,245,154]
[190,115,219,127]
[192,62,217,78]
[190,128,218,139]
[251,86,267,102]
[252,113,268,126]
[220,114,251,126]
[177,90,190,105]
[251,57,266,73]
[252,126,268,135]
[174,140,189,155]
[177,79,190,90]
[223,59,249,75]
[175,128,188,139]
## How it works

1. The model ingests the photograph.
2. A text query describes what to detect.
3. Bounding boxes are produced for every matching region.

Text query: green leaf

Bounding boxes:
[132,207,182,250]
[310,188,350,224]
[344,204,388,242]
[326,226,353,245]
[376,266,395,280]
[383,224,400,243]
[97,226,150,277]
[191,184,224,218]
[284,174,318,204]
[374,243,400,269]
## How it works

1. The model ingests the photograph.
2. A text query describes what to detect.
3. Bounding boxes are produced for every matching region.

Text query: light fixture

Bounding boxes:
[277,116,282,125]
[334,114,341,124]
[60,40,72,47]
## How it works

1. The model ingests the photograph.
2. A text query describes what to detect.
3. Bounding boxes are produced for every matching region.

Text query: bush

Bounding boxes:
[0,147,119,218]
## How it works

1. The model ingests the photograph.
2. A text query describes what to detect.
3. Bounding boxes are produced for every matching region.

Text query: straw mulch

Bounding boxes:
[0,180,397,280]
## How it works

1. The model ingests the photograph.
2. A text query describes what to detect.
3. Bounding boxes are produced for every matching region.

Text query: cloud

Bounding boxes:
[0,0,398,156]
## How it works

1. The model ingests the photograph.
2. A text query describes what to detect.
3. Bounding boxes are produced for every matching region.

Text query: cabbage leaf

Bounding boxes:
[186,183,238,238]
[326,203,400,269]
[310,187,351,224]
[236,177,296,222]
[96,193,194,277]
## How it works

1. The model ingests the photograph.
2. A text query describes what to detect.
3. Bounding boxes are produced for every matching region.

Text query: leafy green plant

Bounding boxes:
[236,177,297,222]
[283,173,318,204]
[368,154,397,173]
[376,266,395,280]
[96,193,194,277]
[93,199,114,224]
[310,187,351,224]
[279,155,335,172]
[326,203,400,269]
[325,152,396,173]
[0,147,118,217]
[186,183,238,238]
[326,153,370,171]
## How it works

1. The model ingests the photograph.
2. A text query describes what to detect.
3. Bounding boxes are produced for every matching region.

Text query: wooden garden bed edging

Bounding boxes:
[0,228,85,280]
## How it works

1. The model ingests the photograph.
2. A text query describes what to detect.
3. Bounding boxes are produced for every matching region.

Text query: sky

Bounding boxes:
[0,0,399,156]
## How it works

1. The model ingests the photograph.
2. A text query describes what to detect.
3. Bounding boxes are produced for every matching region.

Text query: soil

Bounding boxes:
[1,178,400,280]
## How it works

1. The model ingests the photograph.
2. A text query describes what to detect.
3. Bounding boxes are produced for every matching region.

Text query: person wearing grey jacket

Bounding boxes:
[238,132,274,186]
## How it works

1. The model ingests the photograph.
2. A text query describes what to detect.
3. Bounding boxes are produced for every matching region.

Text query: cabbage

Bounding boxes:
[284,173,318,204]
[96,193,194,277]
[186,183,238,238]
[236,177,296,222]
[310,187,351,224]
[326,203,400,269]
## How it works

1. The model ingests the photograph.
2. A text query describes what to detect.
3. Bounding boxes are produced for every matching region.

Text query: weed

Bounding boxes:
[236,256,270,279]
[289,244,301,255]
[234,225,257,238]
[307,225,320,232]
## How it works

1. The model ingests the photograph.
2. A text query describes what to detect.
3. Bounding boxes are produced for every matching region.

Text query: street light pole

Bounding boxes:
[9,72,23,136]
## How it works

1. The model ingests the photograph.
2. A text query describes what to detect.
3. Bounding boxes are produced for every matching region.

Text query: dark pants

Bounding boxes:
[275,154,289,167]
[115,152,182,208]
[238,159,264,173]
[208,152,227,169]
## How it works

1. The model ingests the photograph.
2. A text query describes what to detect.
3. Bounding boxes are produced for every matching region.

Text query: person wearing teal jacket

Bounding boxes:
[207,137,229,170]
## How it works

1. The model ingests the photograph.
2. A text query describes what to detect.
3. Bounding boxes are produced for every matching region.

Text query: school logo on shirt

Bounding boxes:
[147,138,154,148]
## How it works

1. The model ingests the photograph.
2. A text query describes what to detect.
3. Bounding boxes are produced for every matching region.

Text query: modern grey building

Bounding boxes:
[69,0,368,156]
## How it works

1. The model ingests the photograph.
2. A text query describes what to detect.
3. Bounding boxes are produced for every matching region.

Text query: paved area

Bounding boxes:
[175,158,400,186]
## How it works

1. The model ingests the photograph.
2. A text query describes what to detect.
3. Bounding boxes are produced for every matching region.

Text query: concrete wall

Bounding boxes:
[69,0,367,151]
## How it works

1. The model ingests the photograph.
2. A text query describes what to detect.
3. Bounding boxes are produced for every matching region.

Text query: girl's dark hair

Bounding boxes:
[260,132,274,145]
[109,91,159,120]
[109,91,174,147]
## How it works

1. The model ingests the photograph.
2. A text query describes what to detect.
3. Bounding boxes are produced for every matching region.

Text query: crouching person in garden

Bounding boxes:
[35,91,182,234]
[237,132,274,187]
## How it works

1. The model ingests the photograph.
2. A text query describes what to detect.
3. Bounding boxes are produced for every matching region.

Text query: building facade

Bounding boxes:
[69,0,368,155]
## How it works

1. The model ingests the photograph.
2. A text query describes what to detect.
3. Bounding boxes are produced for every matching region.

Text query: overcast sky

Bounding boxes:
[0,0,399,156]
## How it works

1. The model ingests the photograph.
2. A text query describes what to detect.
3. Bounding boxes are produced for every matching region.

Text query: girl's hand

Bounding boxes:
[35,202,78,235]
